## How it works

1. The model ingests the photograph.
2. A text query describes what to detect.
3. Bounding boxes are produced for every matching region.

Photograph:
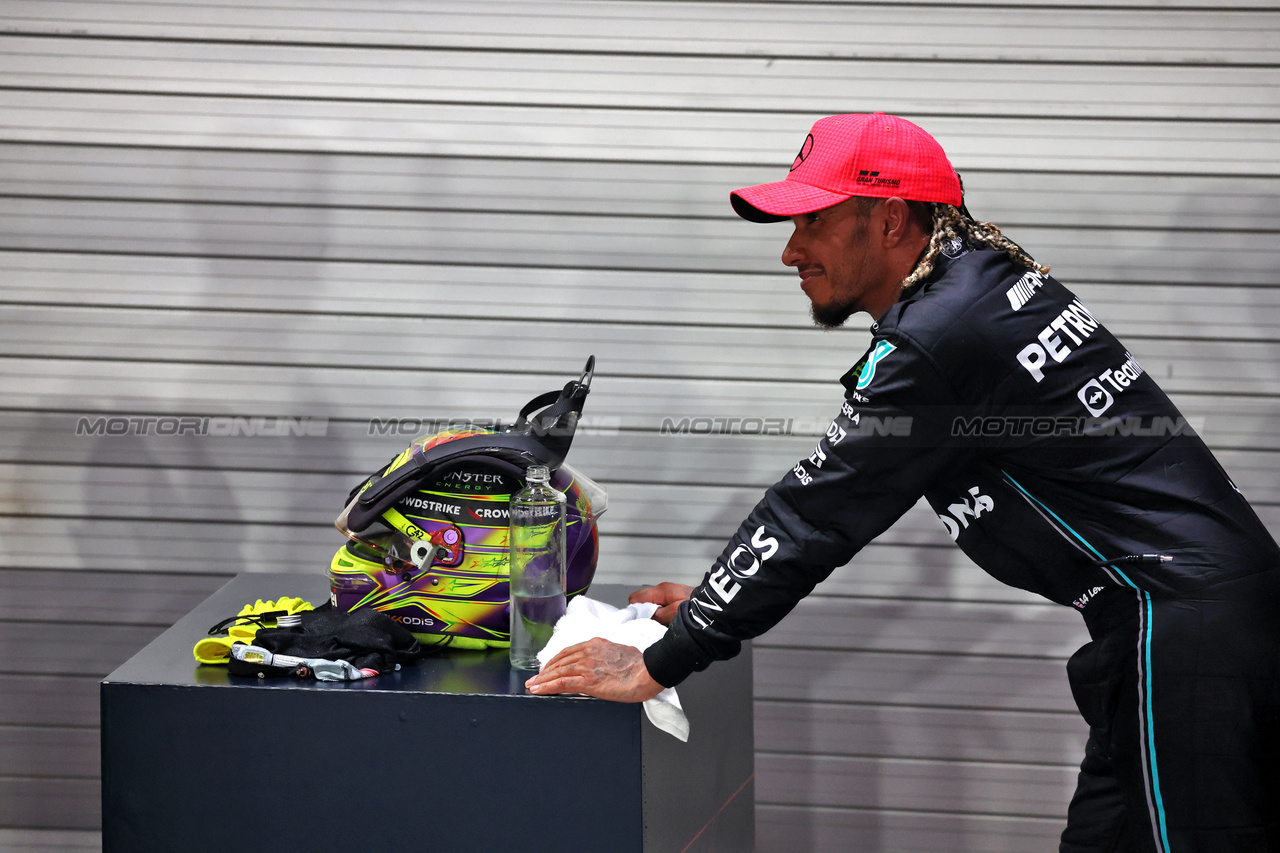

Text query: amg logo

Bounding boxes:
[1006,270,1048,311]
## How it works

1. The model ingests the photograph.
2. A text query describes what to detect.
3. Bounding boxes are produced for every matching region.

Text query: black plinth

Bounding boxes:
[101,574,753,853]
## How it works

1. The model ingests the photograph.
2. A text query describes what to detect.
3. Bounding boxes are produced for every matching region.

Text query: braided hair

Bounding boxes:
[900,198,1049,292]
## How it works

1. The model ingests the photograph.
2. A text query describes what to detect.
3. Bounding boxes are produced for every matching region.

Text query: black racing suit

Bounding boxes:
[643,244,1280,852]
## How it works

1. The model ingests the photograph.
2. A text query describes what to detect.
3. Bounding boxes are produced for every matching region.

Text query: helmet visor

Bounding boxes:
[557,462,608,521]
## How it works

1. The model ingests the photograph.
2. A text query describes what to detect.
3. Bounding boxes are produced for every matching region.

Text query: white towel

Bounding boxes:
[536,595,690,742]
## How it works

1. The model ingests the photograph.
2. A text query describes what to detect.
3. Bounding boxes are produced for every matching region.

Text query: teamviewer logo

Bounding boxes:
[1078,379,1114,416]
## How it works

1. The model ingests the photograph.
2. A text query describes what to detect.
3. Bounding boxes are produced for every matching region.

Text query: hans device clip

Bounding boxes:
[340,356,596,533]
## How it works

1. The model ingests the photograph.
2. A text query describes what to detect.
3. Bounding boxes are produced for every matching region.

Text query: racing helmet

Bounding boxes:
[329,358,607,650]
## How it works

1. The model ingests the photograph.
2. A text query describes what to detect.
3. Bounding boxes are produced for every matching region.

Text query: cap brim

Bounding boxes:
[730,180,854,223]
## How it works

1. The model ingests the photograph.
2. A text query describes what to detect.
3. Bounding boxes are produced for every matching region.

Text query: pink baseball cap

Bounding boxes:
[731,113,962,222]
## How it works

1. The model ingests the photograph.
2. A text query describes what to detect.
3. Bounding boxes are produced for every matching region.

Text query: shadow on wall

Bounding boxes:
[181,147,344,575]
[1164,179,1280,515]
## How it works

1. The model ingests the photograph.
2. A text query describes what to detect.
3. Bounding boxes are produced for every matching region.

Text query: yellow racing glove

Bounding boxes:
[193,596,314,665]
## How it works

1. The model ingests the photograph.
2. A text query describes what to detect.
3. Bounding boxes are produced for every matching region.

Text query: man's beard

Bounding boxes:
[808,215,870,330]
[810,297,858,329]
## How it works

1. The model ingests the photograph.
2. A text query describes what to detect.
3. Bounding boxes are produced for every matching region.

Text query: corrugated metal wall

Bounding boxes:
[1,2,1277,850]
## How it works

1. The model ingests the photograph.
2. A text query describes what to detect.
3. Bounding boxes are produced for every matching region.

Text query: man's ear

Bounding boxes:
[879,197,912,246]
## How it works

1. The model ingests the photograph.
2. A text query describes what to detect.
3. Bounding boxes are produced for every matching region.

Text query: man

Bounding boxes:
[527,113,1280,851]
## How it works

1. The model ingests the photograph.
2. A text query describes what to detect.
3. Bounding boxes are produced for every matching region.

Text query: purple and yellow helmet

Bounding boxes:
[329,360,607,649]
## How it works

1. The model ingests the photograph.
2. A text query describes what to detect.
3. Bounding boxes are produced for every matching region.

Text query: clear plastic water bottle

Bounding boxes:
[508,465,567,670]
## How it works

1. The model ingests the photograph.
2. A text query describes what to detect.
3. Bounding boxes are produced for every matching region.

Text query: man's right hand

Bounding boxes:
[629,582,694,625]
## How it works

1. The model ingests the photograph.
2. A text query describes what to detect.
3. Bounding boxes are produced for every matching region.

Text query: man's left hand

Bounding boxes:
[524,638,664,703]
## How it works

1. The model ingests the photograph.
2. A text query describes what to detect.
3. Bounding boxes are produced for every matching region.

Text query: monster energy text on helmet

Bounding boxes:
[330,358,607,650]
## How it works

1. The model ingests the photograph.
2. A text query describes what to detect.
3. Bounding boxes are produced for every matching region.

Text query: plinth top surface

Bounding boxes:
[105,572,636,698]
